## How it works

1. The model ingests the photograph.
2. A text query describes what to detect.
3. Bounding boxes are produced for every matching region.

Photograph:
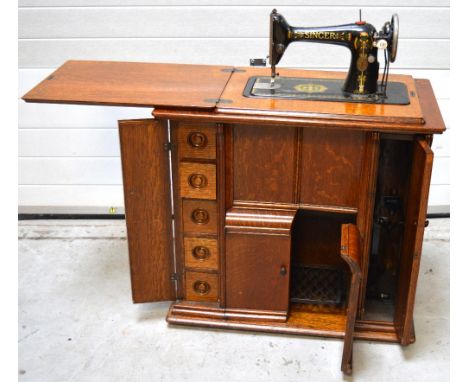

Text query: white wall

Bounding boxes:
[18,1,450,214]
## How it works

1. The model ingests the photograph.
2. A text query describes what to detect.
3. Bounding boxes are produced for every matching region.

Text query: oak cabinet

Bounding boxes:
[23,61,445,373]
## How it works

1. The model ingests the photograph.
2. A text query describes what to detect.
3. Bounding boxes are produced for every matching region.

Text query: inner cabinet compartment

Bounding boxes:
[289,210,356,322]
[364,135,434,346]
[291,210,355,308]
[364,137,414,322]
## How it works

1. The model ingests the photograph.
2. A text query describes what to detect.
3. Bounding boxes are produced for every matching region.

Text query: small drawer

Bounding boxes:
[179,162,216,200]
[185,270,219,302]
[177,124,217,160]
[184,237,218,270]
[182,200,218,234]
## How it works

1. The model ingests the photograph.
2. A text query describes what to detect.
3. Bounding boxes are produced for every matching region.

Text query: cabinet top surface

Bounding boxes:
[22,60,234,109]
[218,67,424,126]
[22,60,445,133]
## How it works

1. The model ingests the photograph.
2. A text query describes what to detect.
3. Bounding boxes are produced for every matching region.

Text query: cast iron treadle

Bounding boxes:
[290,265,344,305]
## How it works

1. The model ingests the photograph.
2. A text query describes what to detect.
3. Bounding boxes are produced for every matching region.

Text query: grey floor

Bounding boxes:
[18,219,449,382]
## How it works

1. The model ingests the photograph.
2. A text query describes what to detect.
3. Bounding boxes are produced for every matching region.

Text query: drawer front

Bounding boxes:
[179,162,217,200]
[177,124,217,160]
[185,271,219,302]
[182,200,218,234]
[184,237,218,270]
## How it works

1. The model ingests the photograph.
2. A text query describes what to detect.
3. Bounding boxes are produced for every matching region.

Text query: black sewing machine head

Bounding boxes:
[247,10,407,104]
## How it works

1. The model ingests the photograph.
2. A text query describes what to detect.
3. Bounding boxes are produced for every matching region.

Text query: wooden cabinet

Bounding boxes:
[22,61,445,373]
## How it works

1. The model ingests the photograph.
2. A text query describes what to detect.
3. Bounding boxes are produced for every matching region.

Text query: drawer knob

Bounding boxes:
[280,266,287,276]
[188,173,208,189]
[191,208,210,224]
[192,246,211,261]
[188,132,207,148]
[193,280,211,295]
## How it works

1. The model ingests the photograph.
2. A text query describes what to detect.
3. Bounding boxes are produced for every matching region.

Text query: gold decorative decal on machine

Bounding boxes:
[357,73,367,94]
[354,32,372,94]
[244,76,410,105]
[293,31,349,41]
[294,83,328,93]
[356,54,369,72]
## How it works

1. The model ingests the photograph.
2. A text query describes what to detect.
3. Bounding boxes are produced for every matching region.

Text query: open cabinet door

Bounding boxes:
[394,137,434,344]
[119,119,176,303]
[340,224,362,375]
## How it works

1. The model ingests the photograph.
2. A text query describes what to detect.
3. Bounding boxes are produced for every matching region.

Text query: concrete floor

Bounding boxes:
[18,218,449,382]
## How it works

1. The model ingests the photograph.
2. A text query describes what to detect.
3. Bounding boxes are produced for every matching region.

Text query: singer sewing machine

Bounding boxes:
[248,10,404,104]
[22,9,445,375]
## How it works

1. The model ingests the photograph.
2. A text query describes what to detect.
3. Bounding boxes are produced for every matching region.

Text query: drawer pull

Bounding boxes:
[188,173,208,189]
[191,208,210,224]
[193,280,211,295]
[280,266,287,276]
[192,246,211,261]
[188,132,207,148]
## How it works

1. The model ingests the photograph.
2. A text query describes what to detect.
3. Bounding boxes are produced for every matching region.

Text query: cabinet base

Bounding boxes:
[167,301,412,344]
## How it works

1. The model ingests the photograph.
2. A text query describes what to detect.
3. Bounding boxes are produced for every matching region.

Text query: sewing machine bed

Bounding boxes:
[244,76,410,105]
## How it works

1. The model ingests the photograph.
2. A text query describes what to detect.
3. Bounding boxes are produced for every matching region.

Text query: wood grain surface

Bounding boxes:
[184,237,219,270]
[226,207,296,234]
[182,199,218,234]
[300,128,365,208]
[167,301,401,343]
[118,118,174,302]
[340,223,362,374]
[232,124,297,204]
[185,270,219,302]
[394,138,433,345]
[179,162,217,200]
[356,132,380,316]
[22,60,234,109]
[153,77,445,135]
[218,67,424,125]
[226,233,291,312]
[292,210,354,270]
[176,123,217,160]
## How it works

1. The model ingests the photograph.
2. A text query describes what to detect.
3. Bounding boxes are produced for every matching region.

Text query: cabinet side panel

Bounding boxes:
[119,119,175,303]
[300,128,365,208]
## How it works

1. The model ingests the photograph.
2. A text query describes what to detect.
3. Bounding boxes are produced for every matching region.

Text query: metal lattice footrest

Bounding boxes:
[290,265,343,305]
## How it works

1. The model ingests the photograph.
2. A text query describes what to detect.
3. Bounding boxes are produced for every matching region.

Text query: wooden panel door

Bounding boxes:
[300,128,366,209]
[232,124,297,204]
[119,119,175,303]
[394,137,434,344]
[226,232,291,313]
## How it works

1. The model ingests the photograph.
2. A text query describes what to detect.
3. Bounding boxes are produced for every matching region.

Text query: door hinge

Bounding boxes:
[163,142,174,151]
[170,273,179,281]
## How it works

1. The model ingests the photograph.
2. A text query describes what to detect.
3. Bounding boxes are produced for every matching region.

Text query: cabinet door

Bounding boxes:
[119,119,175,303]
[226,233,291,313]
[394,137,434,344]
